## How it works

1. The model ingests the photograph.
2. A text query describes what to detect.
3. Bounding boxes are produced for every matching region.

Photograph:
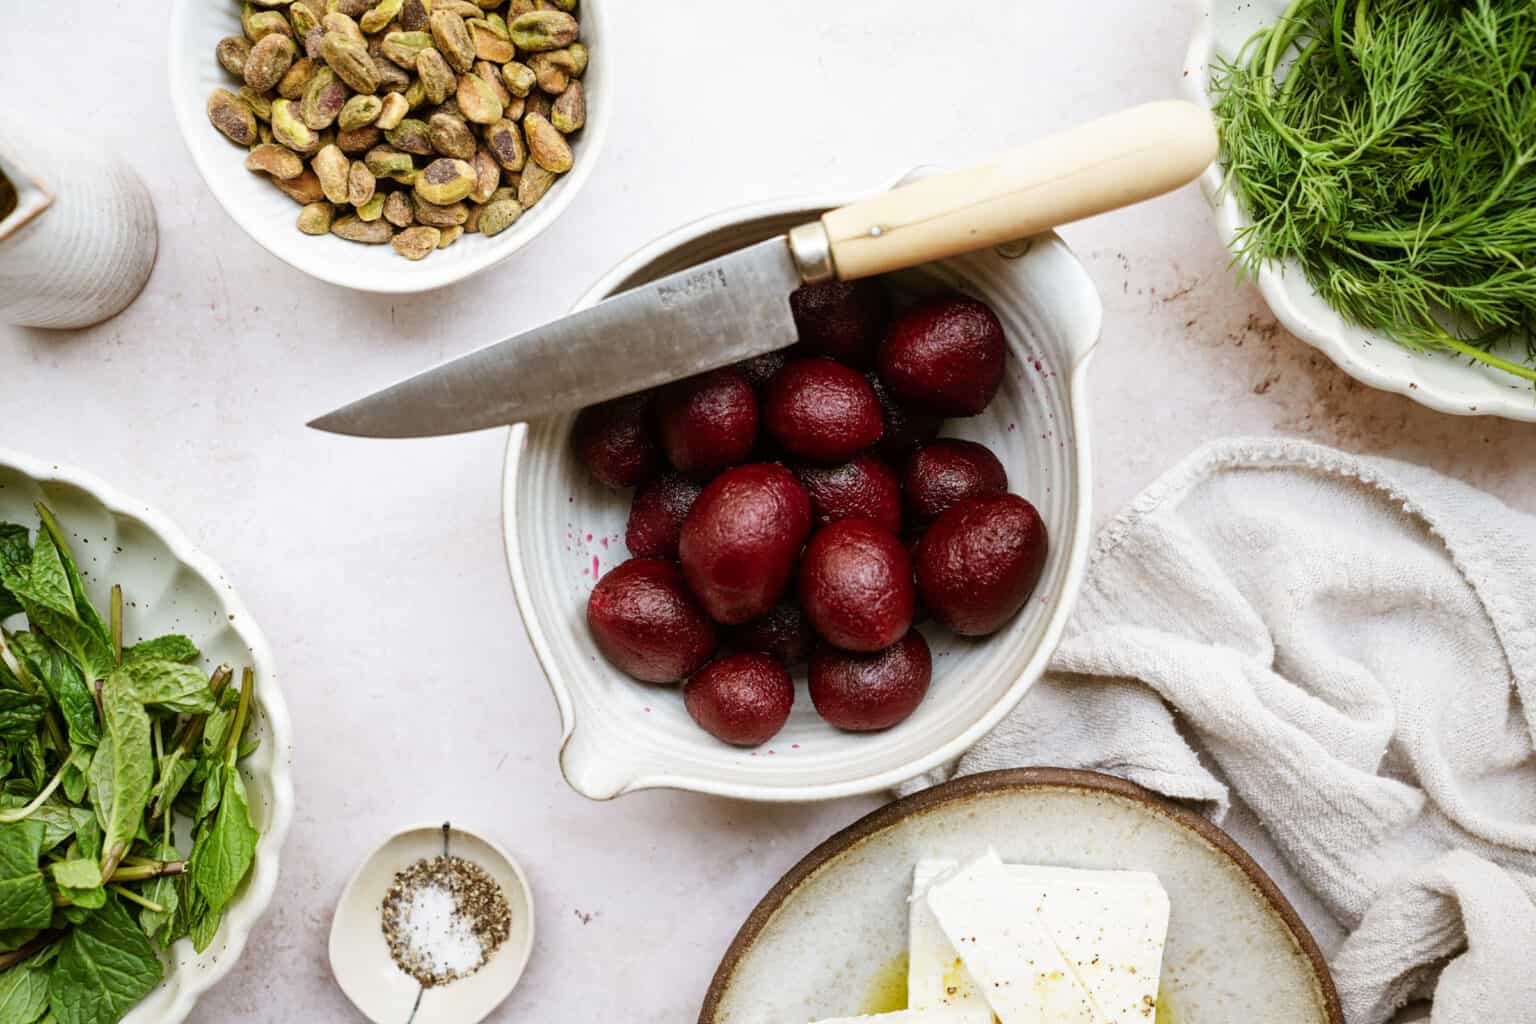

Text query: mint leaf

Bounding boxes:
[34,508,109,644]
[135,843,180,945]
[0,523,28,621]
[49,861,100,891]
[88,680,151,874]
[114,662,214,716]
[48,897,162,1024]
[0,946,53,1024]
[190,767,257,914]
[0,693,46,741]
[0,822,51,931]
[121,636,198,666]
[0,794,93,853]
[5,531,74,623]
[6,635,99,751]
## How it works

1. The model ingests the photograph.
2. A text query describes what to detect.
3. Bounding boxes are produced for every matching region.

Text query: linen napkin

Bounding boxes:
[904,437,1536,1024]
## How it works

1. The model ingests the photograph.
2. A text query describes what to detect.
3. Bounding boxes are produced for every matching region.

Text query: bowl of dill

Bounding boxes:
[0,448,294,1024]
[1185,0,1536,418]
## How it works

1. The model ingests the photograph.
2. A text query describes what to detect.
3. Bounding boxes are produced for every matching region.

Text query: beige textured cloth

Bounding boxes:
[905,438,1536,1024]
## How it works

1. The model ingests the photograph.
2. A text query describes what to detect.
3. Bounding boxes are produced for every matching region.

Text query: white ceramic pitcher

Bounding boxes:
[0,118,158,329]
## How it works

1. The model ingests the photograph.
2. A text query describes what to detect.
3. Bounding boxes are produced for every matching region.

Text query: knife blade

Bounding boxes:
[311,100,1218,438]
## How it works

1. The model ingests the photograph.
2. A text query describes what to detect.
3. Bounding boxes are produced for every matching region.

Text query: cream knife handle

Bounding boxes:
[807,100,1216,282]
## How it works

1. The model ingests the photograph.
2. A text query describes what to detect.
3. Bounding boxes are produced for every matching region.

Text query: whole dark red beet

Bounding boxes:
[916,493,1048,636]
[738,348,791,389]
[868,372,942,460]
[625,473,703,560]
[655,368,758,478]
[679,463,813,625]
[809,629,932,731]
[878,297,1006,416]
[789,280,890,367]
[684,653,795,747]
[725,601,815,665]
[795,454,903,536]
[763,358,884,463]
[574,392,660,489]
[586,558,716,683]
[903,439,1008,523]
[798,519,914,652]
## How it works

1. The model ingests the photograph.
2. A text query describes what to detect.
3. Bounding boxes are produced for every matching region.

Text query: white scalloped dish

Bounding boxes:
[502,192,1100,803]
[0,448,295,1024]
[1183,0,1536,419]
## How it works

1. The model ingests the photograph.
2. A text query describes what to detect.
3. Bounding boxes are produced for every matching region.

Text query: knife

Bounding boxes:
[309,100,1217,438]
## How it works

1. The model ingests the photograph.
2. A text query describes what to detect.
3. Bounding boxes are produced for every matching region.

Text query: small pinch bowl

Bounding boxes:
[167,0,609,294]
[0,448,295,1024]
[1184,0,1536,419]
[502,187,1101,803]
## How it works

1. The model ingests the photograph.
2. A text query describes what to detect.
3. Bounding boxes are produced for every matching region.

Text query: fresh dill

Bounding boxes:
[1210,0,1536,382]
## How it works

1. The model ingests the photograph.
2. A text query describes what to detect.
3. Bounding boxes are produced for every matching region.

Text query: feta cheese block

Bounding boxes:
[923,850,1098,1024]
[802,1008,992,1024]
[910,855,1170,1024]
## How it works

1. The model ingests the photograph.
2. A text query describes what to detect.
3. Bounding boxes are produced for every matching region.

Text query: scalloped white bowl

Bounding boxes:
[502,192,1100,802]
[167,0,609,294]
[0,448,295,1024]
[1184,0,1536,419]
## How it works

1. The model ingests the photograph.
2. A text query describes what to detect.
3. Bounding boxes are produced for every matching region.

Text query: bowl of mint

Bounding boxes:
[0,447,294,1024]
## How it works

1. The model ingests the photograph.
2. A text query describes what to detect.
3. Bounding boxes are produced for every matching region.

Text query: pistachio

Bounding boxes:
[502,94,526,121]
[243,5,293,42]
[359,0,404,33]
[427,112,477,159]
[522,113,571,172]
[524,89,551,120]
[391,225,442,260]
[455,73,504,124]
[517,158,557,207]
[345,161,377,206]
[365,145,415,181]
[356,192,387,220]
[413,157,477,204]
[275,167,326,203]
[429,10,477,73]
[341,125,384,154]
[289,2,321,39]
[207,89,260,146]
[509,10,577,51]
[547,0,577,10]
[297,200,335,234]
[385,117,433,154]
[464,202,483,232]
[312,144,351,203]
[278,57,317,99]
[320,32,380,93]
[303,24,326,60]
[507,0,536,14]
[550,80,584,132]
[331,213,394,243]
[400,0,431,31]
[469,19,515,62]
[477,197,522,237]
[244,32,296,93]
[378,29,431,67]
[474,0,501,9]
[416,47,457,104]
[473,59,512,105]
[482,118,526,171]
[329,0,370,17]
[470,146,501,202]
[403,78,427,108]
[500,60,536,97]
[374,57,413,93]
[435,0,482,17]
[339,94,384,130]
[487,185,517,205]
[268,97,318,153]
[246,142,305,179]
[526,52,568,94]
[320,12,366,44]
[411,193,469,226]
[239,86,274,121]
[217,36,254,77]
[259,122,276,144]
[382,190,415,226]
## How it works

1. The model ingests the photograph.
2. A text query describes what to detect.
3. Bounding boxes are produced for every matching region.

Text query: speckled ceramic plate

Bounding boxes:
[701,768,1342,1024]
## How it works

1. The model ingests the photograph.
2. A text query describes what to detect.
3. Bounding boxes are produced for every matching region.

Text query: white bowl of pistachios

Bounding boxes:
[169,0,608,294]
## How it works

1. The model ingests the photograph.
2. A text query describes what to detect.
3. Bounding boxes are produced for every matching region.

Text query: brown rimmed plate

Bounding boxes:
[700,768,1343,1024]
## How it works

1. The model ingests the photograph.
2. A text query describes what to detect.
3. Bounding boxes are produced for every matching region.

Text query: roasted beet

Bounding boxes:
[586,558,716,683]
[795,454,904,535]
[738,348,791,389]
[679,463,813,625]
[789,280,890,367]
[725,601,815,665]
[762,358,884,463]
[878,297,1006,416]
[903,439,1008,523]
[808,629,932,731]
[797,519,914,652]
[684,653,795,747]
[915,493,1048,636]
[868,372,943,460]
[573,392,660,489]
[625,473,703,560]
[655,368,758,478]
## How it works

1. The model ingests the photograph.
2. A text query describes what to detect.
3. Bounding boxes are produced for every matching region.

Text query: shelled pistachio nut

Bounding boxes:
[392,225,442,259]
[272,98,322,153]
[208,89,260,146]
[339,94,385,130]
[414,157,477,203]
[509,10,577,51]
[246,143,305,179]
[332,213,394,243]
[523,113,571,172]
[550,81,584,132]
[297,201,335,234]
